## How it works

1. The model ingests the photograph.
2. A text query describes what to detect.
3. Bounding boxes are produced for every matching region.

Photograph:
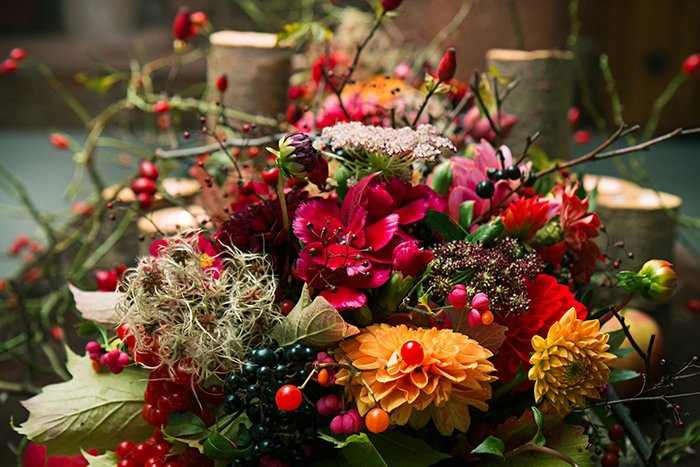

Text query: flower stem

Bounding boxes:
[412,80,440,127]
[493,366,526,400]
[277,173,290,242]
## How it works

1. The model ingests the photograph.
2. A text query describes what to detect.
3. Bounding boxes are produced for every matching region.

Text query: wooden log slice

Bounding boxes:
[208,31,293,118]
[486,48,574,160]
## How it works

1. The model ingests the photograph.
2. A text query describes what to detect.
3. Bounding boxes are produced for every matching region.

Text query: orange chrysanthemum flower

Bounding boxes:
[528,308,616,415]
[334,324,497,436]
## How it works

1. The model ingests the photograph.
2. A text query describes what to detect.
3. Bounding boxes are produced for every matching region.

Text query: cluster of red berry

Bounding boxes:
[85,341,130,374]
[114,430,212,467]
[131,160,160,210]
[95,264,126,291]
[1,47,24,74]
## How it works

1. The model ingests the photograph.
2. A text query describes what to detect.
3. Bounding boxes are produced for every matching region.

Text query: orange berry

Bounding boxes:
[91,360,102,373]
[317,368,330,386]
[481,310,494,325]
[365,407,390,433]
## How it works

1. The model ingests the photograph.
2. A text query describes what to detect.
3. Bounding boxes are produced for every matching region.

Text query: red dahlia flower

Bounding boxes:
[492,274,587,385]
[554,181,602,283]
[500,195,557,242]
[293,175,401,310]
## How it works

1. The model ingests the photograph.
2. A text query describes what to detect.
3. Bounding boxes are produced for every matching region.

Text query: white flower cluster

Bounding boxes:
[320,122,455,160]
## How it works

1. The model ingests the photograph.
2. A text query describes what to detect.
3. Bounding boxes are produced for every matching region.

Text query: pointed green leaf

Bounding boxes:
[319,432,388,467]
[608,369,640,383]
[467,218,504,244]
[458,201,475,230]
[369,430,451,466]
[529,407,546,446]
[425,209,466,241]
[472,436,505,458]
[164,412,208,437]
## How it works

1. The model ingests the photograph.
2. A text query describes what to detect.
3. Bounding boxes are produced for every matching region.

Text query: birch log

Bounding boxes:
[486,48,574,160]
[208,31,293,118]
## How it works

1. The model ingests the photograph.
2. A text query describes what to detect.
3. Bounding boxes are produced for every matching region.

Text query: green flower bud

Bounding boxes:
[638,259,677,303]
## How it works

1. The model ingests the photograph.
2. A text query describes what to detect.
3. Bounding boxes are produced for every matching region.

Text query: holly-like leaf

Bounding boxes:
[319,432,387,467]
[165,412,208,437]
[472,436,505,458]
[487,424,591,467]
[68,283,121,326]
[369,430,451,466]
[16,347,151,455]
[425,209,466,242]
[83,450,119,467]
[608,369,640,383]
[270,285,359,348]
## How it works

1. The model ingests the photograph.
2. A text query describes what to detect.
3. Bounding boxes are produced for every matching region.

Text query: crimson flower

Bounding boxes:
[392,241,434,277]
[214,191,308,276]
[364,177,444,231]
[23,442,97,467]
[501,195,557,242]
[554,181,602,283]
[293,175,401,310]
[492,274,587,385]
[151,234,223,277]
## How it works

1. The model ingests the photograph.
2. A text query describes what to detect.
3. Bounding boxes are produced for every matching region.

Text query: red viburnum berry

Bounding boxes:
[280,299,294,316]
[152,100,170,113]
[138,193,154,210]
[10,48,26,61]
[381,0,403,12]
[172,9,193,41]
[50,133,69,150]
[131,177,157,195]
[567,106,580,125]
[262,167,280,185]
[400,341,424,366]
[682,53,700,77]
[215,74,227,93]
[573,129,592,144]
[437,47,457,82]
[239,181,255,196]
[139,160,159,180]
[190,11,208,26]
[1,58,18,74]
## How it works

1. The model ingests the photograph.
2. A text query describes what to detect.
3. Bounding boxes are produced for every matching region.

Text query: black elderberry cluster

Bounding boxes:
[223,342,330,466]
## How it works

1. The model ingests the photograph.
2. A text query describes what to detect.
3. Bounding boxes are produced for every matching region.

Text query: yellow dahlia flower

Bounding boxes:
[528,308,616,415]
[334,324,497,436]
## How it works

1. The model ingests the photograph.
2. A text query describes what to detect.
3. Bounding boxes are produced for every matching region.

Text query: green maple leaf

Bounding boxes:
[15,347,151,456]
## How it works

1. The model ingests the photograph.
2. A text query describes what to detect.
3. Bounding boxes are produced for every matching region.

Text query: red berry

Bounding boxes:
[118,459,137,467]
[606,443,619,454]
[239,181,255,196]
[167,387,193,411]
[437,48,456,82]
[601,452,619,467]
[200,385,225,405]
[242,124,251,133]
[400,341,424,366]
[152,100,170,113]
[115,440,136,458]
[381,0,403,11]
[682,53,700,77]
[49,133,69,150]
[275,384,303,411]
[144,457,165,467]
[152,441,171,458]
[608,424,625,441]
[10,48,26,61]
[133,442,155,464]
[262,167,280,185]
[573,129,592,144]
[215,74,228,93]
[138,192,154,210]
[232,147,242,159]
[686,298,700,312]
[95,269,118,292]
[139,160,159,180]
[247,146,260,157]
[567,107,580,125]
[1,58,18,73]
[172,9,193,41]
[280,299,294,316]
[131,177,157,195]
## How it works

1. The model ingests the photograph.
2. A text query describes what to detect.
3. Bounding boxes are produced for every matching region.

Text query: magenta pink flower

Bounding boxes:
[445,140,527,222]
[392,241,434,277]
[293,175,402,310]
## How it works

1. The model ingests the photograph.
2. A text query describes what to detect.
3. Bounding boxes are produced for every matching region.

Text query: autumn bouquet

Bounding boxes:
[8,1,700,467]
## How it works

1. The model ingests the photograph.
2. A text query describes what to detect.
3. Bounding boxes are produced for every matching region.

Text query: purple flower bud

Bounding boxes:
[317,394,344,416]
[277,132,327,185]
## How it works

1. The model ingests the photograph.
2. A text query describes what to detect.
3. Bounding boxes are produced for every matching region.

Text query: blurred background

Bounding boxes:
[0,0,699,463]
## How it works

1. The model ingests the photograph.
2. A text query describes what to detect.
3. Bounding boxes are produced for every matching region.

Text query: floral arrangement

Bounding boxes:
[3,1,700,467]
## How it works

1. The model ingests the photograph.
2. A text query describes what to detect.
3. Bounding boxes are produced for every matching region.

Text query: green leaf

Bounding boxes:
[164,412,208,437]
[487,424,591,467]
[467,218,504,244]
[605,329,627,352]
[611,347,634,358]
[16,347,151,456]
[75,321,103,337]
[425,210,466,241]
[270,284,360,348]
[319,432,388,467]
[203,431,238,460]
[608,369,640,383]
[529,407,546,446]
[369,430,451,466]
[472,436,505,458]
[83,450,119,467]
[458,201,475,231]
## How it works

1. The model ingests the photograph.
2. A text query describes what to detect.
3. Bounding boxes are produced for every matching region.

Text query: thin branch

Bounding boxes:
[412,81,441,127]
[156,134,283,159]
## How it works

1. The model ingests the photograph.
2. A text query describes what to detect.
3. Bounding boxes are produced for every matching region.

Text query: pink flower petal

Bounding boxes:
[394,199,428,225]
[292,199,343,244]
[364,214,399,251]
[319,286,367,310]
